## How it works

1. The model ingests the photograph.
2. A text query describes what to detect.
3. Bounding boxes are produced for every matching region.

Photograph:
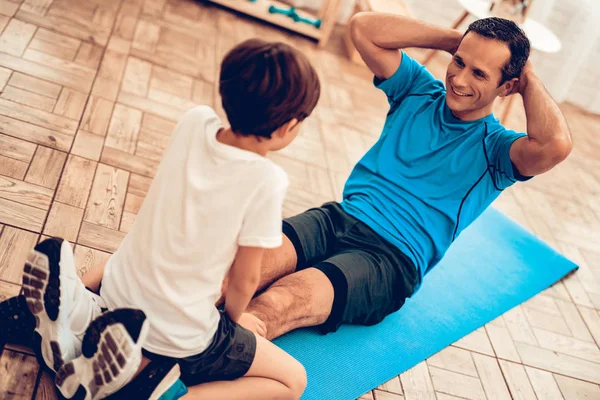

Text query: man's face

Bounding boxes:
[445,33,513,120]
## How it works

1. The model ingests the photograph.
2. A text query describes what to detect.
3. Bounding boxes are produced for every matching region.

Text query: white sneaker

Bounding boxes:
[55,308,150,400]
[70,284,105,342]
[22,237,102,372]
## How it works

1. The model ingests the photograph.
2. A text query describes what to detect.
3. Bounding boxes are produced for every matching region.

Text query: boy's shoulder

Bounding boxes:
[248,157,289,190]
[181,105,219,124]
[268,159,288,187]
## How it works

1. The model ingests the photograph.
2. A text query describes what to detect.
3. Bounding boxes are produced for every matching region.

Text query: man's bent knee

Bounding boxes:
[247,268,335,338]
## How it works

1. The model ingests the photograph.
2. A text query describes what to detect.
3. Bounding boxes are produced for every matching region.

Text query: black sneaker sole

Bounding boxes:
[22,237,73,372]
[81,308,147,358]
[0,294,36,349]
[56,308,148,400]
[23,238,63,321]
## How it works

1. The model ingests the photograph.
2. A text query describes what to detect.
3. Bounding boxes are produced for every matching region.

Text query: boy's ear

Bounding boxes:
[275,118,299,137]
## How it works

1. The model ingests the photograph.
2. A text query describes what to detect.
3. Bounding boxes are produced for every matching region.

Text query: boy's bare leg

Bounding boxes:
[182,334,306,400]
[81,261,106,292]
[246,267,335,340]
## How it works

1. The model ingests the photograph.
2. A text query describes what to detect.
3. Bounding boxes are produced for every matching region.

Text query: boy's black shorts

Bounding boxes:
[142,311,256,387]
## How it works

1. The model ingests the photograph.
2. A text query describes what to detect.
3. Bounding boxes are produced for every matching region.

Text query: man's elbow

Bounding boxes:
[533,134,572,175]
[349,12,370,46]
[516,133,572,177]
[549,133,572,165]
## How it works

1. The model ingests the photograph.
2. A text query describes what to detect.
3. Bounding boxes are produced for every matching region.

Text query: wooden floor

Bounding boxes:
[0,0,599,398]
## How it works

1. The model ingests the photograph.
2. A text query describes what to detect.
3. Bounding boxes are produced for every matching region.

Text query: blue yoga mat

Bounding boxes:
[274,208,578,400]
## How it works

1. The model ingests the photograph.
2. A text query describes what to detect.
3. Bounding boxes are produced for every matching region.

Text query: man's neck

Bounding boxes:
[451,104,494,122]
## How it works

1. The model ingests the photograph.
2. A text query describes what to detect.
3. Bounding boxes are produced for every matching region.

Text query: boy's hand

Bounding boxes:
[238,313,267,338]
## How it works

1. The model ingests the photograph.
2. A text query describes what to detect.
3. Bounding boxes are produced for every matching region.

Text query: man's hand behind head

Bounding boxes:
[507,59,534,96]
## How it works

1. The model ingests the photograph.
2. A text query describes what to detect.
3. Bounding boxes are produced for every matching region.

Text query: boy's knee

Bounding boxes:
[288,360,307,400]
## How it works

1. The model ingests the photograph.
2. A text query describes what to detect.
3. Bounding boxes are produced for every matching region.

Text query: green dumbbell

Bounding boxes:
[268,5,321,28]
[293,13,322,28]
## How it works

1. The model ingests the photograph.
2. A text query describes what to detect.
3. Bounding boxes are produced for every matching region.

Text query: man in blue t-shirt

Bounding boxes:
[235,15,573,339]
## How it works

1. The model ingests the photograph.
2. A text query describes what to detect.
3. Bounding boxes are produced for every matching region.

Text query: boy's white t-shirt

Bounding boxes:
[100,106,289,357]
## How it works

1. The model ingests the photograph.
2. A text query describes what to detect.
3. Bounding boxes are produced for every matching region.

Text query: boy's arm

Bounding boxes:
[349,12,463,80]
[224,246,264,324]
[510,62,572,176]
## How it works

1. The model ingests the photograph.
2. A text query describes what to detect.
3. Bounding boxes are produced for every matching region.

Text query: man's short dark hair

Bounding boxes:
[219,39,321,138]
[464,17,531,85]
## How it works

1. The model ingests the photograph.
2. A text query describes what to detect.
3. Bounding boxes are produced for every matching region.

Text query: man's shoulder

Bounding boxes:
[375,51,445,103]
[404,53,445,93]
[484,119,510,134]
[390,86,445,120]
[483,120,527,146]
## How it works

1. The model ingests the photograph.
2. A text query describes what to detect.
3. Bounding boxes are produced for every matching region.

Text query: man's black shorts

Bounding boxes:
[283,202,418,333]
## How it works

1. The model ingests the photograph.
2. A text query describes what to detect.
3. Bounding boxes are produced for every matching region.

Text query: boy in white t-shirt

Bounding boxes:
[4,38,320,399]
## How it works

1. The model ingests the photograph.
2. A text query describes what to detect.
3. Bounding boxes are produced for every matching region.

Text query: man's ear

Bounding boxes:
[274,118,299,138]
[499,77,519,97]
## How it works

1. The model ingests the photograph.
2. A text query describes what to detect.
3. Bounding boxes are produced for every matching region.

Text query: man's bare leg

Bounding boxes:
[246,267,335,340]
[259,234,299,289]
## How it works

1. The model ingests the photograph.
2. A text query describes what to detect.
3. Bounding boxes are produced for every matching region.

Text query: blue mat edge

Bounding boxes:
[344,209,580,397]
[369,265,579,399]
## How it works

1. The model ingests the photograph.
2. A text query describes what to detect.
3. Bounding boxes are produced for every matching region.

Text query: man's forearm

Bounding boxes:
[521,72,571,149]
[351,12,462,53]
[511,70,572,176]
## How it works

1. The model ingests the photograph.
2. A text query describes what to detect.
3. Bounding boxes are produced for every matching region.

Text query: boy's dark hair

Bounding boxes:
[464,17,530,86]
[219,39,321,138]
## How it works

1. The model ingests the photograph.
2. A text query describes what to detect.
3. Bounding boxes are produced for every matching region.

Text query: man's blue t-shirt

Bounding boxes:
[341,52,530,288]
